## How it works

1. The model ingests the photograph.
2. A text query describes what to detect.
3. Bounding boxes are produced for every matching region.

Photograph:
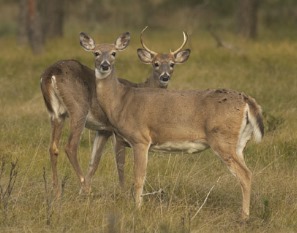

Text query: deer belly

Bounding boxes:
[150,141,209,154]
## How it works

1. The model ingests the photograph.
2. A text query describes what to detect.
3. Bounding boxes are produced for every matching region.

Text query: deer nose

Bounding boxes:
[100,61,110,71]
[160,73,170,82]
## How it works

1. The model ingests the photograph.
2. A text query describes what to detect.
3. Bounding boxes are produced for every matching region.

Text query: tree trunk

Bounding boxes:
[17,0,29,45]
[27,0,44,54]
[41,0,65,39]
[237,0,259,39]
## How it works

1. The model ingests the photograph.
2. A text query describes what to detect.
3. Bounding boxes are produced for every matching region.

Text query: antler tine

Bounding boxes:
[140,26,157,55]
[170,31,188,55]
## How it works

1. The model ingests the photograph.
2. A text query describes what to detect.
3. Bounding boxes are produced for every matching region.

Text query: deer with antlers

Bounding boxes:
[80,31,264,220]
[40,28,190,195]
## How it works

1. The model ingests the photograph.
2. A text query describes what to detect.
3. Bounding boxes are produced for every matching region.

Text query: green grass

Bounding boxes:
[0,27,296,232]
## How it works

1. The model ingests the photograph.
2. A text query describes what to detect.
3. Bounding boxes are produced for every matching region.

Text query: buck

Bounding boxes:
[80,31,264,220]
[40,29,190,195]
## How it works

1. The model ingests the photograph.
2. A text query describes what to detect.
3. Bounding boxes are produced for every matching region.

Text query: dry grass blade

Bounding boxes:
[191,176,221,221]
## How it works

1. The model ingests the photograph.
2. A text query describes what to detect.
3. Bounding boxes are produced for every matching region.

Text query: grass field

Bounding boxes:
[0,27,296,232]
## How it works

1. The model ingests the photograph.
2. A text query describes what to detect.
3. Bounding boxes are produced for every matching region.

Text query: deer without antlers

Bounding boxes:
[40,29,190,195]
[80,31,264,220]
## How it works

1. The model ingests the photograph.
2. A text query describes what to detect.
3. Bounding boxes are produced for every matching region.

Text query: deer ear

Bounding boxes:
[115,32,130,51]
[174,49,191,64]
[79,32,95,51]
[137,48,153,64]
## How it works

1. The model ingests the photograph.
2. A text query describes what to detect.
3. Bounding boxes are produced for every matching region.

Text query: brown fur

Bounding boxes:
[80,32,264,220]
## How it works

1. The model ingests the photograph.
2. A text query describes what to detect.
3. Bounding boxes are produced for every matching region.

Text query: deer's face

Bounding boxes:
[80,32,130,79]
[137,48,191,88]
[92,44,117,77]
[151,53,176,88]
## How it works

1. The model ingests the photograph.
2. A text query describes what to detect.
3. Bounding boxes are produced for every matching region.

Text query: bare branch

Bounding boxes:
[141,188,164,197]
[191,176,221,221]
[0,158,18,212]
[208,27,242,54]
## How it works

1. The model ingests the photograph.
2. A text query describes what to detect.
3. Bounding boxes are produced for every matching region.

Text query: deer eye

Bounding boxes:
[170,62,175,68]
[111,52,116,57]
[154,62,160,68]
[94,52,100,57]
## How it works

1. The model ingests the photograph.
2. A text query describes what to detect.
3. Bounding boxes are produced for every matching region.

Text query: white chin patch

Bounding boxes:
[95,68,110,79]
[160,81,168,87]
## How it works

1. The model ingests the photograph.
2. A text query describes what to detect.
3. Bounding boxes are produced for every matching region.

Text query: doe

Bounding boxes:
[80,31,264,220]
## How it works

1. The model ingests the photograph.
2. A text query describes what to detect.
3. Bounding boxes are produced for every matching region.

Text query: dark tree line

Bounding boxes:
[17,0,293,54]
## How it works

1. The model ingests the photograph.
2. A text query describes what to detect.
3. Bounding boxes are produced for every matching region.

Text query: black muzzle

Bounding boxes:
[160,73,170,82]
[100,61,110,71]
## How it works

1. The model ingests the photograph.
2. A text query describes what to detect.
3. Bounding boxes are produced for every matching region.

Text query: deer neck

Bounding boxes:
[95,69,127,119]
[144,74,156,87]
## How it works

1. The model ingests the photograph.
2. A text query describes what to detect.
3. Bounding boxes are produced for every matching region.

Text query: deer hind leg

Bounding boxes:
[212,144,252,220]
[83,131,111,194]
[228,155,251,221]
[132,143,149,208]
[64,116,86,193]
[49,116,65,197]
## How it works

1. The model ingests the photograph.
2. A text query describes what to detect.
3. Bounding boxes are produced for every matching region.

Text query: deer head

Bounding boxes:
[137,27,191,88]
[80,32,131,79]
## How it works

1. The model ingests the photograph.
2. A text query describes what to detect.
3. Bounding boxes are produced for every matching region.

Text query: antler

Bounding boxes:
[140,26,157,56]
[170,31,188,55]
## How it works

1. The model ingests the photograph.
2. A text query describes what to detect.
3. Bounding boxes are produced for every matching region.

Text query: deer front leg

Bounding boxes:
[82,131,111,194]
[132,143,149,208]
[65,118,86,193]
[113,135,127,187]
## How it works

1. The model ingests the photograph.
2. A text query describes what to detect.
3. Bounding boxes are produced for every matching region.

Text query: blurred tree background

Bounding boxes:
[0,0,297,53]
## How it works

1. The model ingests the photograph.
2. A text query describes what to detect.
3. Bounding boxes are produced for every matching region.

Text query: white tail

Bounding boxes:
[40,30,190,195]
[80,32,264,220]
